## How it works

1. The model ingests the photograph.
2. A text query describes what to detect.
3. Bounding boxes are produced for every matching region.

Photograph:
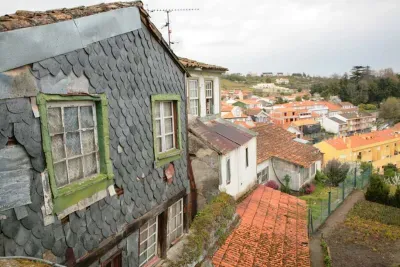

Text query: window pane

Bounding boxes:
[147,244,156,258]
[81,106,94,128]
[157,137,162,153]
[51,134,65,162]
[83,153,97,177]
[149,223,156,235]
[66,132,81,157]
[140,229,148,242]
[155,120,161,136]
[139,252,147,265]
[54,161,68,187]
[48,107,63,134]
[82,130,96,154]
[164,118,173,134]
[64,107,79,132]
[165,135,173,150]
[154,102,161,118]
[68,157,83,182]
[164,102,172,117]
[148,234,156,245]
[139,240,147,252]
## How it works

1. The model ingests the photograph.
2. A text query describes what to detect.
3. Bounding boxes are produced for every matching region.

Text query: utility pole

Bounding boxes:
[148,8,199,47]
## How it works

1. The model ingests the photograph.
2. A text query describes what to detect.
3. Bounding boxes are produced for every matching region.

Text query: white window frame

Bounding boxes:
[205,80,213,115]
[47,101,100,187]
[257,167,269,183]
[189,80,199,116]
[154,101,176,153]
[167,198,184,246]
[139,217,158,267]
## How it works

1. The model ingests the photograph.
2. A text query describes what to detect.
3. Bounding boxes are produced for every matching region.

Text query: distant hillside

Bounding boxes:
[220,79,253,91]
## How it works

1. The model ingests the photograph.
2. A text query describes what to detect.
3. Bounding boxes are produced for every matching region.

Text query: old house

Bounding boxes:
[0,2,190,266]
[188,118,257,207]
[179,57,227,118]
[253,124,322,190]
[183,59,257,209]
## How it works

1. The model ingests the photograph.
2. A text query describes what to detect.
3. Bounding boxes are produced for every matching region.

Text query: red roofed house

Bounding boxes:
[253,124,323,190]
[212,185,310,267]
[315,128,400,172]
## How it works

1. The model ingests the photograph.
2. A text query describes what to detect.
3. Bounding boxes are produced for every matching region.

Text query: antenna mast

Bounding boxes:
[148,8,199,47]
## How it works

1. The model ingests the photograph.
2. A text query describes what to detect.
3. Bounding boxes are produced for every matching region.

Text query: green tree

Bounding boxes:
[324,159,350,186]
[303,95,310,100]
[295,96,302,102]
[379,97,400,122]
[365,174,390,204]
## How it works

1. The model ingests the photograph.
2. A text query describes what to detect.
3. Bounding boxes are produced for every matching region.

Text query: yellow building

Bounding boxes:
[314,128,400,172]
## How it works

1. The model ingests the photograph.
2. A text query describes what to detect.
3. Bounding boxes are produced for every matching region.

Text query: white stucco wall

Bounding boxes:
[259,158,322,190]
[219,137,257,199]
[187,70,222,118]
[321,117,340,134]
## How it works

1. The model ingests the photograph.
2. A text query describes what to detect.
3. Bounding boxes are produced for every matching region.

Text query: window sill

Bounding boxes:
[156,149,182,167]
[53,173,114,213]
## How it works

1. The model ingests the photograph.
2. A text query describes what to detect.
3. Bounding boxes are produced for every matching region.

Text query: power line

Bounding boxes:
[147,8,200,47]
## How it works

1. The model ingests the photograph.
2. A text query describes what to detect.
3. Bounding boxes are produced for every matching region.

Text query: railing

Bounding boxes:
[307,166,372,235]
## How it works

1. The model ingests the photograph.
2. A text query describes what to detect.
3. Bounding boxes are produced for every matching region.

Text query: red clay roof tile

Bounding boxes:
[212,186,310,267]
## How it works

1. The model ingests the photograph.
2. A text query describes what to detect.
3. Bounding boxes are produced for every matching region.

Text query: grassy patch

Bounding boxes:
[220,79,253,91]
[321,239,332,267]
[345,200,400,242]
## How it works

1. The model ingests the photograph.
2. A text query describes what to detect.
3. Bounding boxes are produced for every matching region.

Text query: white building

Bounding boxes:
[188,118,258,201]
[276,78,289,85]
[183,58,258,203]
[180,57,227,118]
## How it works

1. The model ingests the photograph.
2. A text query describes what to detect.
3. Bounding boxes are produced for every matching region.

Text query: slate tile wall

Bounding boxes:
[0,23,188,266]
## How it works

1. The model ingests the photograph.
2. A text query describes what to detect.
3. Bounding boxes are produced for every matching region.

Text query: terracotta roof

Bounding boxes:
[222,112,248,119]
[292,119,318,127]
[221,105,233,112]
[253,123,322,166]
[179,57,228,71]
[213,186,310,267]
[393,123,400,131]
[234,121,256,129]
[246,108,262,116]
[189,118,254,154]
[325,138,348,150]
[239,99,260,105]
[0,1,143,32]
[339,102,354,107]
[324,129,399,150]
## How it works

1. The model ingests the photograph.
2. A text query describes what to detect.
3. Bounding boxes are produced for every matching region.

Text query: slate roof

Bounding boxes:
[0,10,188,265]
[179,57,228,72]
[253,123,322,166]
[329,117,346,124]
[0,2,142,32]
[213,186,310,267]
[188,118,254,155]
[340,112,373,119]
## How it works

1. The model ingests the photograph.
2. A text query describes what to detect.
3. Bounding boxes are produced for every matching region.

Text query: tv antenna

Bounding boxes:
[148,8,200,47]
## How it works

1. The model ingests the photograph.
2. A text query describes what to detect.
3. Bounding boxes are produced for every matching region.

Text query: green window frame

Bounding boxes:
[151,94,182,167]
[37,93,114,213]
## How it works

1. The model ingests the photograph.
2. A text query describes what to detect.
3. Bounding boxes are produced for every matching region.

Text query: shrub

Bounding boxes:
[365,174,390,204]
[389,186,400,208]
[265,180,279,190]
[171,193,236,266]
[280,175,291,194]
[302,183,316,195]
[314,170,328,184]
[324,159,350,186]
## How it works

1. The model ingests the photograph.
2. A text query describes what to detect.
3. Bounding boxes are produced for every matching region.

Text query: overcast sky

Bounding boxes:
[3,0,400,76]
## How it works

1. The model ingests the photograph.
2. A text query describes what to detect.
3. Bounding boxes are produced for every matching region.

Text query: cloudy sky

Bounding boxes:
[3,0,400,76]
